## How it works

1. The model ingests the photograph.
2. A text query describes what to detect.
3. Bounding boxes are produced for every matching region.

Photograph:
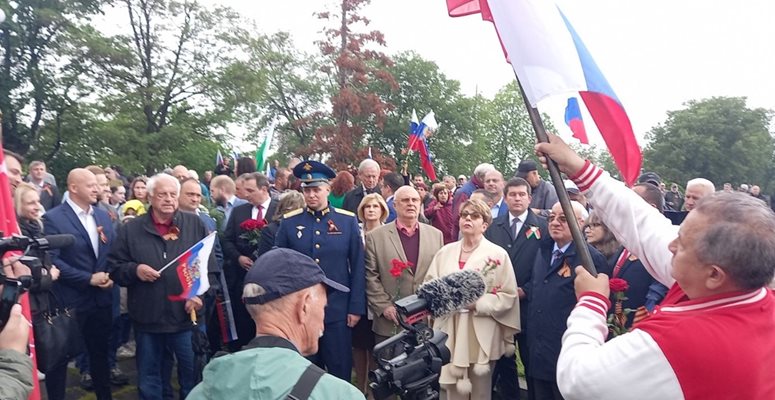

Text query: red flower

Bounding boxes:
[389,259,413,278]
[240,218,267,231]
[609,278,629,293]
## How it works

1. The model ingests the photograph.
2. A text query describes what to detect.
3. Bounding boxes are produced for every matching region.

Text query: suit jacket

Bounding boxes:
[525,240,608,381]
[43,202,116,312]
[38,182,61,211]
[221,201,277,292]
[365,222,444,336]
[342,184,380,214]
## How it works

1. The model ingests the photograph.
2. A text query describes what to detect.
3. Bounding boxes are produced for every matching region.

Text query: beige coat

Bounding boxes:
[424,238,520,387]
[365,222,444,337]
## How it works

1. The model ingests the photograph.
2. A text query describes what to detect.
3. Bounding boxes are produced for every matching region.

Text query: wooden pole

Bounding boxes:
[514,79,597,276]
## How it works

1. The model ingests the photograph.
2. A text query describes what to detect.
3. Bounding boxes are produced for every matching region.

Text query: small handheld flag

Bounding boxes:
[162,232,216,301]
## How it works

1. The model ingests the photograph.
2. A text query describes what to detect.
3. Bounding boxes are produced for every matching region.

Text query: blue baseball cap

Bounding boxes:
[243,248,349,305]
[293,160,336,188]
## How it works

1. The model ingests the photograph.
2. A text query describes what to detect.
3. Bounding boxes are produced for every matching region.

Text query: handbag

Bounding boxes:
[32,292,83,373]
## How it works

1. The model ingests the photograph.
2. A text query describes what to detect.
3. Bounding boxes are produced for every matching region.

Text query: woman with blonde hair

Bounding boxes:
[425,198,519,399]
[14,183,63,393]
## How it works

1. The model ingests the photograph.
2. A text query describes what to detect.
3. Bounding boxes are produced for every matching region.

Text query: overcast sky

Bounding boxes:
[199,0,775,147]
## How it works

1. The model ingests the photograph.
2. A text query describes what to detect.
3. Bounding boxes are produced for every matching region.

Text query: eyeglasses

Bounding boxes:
[460,210,482,219]
[547,215,568,224]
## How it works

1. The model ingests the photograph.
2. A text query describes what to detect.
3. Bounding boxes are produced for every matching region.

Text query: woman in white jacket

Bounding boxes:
[425,198,520,400]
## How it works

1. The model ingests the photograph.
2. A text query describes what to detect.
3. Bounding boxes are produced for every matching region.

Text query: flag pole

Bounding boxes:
[514,78,597,276]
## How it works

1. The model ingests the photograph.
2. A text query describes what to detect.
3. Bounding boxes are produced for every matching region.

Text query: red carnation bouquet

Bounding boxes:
[607,278,632,337]
[240,218,268,246]
[390,258,413,298]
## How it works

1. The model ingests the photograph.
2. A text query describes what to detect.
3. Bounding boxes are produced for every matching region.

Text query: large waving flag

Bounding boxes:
[446,0,642,186]
[407,109,438,181]
[564,97,588,144]
[162,232,216,301]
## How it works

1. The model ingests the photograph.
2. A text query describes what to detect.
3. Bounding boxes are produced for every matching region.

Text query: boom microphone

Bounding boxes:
[396,269,486,320]
[0,234,76,253]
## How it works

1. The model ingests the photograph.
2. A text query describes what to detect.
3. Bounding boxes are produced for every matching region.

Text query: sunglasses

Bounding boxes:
[547,215,568,224]
[460,210,483,219]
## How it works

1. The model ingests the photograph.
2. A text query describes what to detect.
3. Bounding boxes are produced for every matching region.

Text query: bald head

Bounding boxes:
[68,168,99,208]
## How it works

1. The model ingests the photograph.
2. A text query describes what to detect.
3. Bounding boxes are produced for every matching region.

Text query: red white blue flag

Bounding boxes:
[407,109,439,182]
[564,97,588,144]
[162,232,215,301]
[446,0,642,186]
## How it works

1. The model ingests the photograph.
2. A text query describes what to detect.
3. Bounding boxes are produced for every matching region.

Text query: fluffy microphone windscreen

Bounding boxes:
[417,269,486,318]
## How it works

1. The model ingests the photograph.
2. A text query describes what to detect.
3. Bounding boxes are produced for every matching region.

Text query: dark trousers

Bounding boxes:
[308,321,352,381]
[80,305,113,399]
[44,362,68,400]
[492,333,528,399]
[227,287,254,352]
[531,378,564,400]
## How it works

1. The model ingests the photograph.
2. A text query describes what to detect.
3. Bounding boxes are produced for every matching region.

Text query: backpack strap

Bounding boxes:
[286,363,325,400]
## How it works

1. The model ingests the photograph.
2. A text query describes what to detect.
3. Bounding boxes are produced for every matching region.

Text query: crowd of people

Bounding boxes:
[1,142,773,400]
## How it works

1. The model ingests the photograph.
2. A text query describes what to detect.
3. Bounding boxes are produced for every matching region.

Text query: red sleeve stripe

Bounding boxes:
[569,160,603,192]
[576,292,611,317]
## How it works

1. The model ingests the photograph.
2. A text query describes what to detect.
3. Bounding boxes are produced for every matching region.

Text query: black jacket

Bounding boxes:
[342,185,380,214]
[108,209,215,333]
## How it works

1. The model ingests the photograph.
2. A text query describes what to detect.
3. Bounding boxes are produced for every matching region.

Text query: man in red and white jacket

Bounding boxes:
[535,134,775,400]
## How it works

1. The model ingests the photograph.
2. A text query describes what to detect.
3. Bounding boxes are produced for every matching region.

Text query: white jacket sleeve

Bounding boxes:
[557,293,683,400]
[571,162,677,287]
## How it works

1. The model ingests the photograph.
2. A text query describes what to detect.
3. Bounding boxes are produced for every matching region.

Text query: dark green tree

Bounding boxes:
[643,96,773,189]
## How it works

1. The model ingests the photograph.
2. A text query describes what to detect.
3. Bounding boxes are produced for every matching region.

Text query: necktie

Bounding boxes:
[510,218,520,240]
[551,249,563,265]
[256,204,264,221]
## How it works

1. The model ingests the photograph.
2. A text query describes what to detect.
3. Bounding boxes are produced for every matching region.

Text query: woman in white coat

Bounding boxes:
[425,198,520,399]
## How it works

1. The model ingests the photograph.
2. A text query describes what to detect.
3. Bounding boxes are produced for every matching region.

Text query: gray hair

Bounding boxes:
[686,178,715,195]
[146,173,180,197]
[694,192,775,289]
[242,282,318,319]
[473,163,495,181]
[358,159,380,173]
[570,200,589,221]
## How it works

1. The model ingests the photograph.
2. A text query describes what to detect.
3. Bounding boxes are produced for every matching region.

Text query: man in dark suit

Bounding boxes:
[524,201,609,400]
[275,160,366,382]
[43,168,116,400]
[485,177,548,400]
[221,172,277,350]
[342,158,381,213]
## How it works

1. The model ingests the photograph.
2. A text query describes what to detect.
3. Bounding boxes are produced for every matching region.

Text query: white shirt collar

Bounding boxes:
[66,197,93,216]
[553,242,572,254]
[509,209,529,225]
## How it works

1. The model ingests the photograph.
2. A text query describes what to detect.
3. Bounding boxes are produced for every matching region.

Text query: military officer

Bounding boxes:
[274,160,366,382]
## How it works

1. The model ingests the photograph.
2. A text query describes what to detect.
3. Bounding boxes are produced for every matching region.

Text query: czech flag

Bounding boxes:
[407,109,439,182]
[446,0,642,186]
[165,232,216,301]
[564,97,589,144]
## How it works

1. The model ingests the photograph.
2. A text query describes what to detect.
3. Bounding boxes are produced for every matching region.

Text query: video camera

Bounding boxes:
[369,295,450,400]
[0,233,74,328]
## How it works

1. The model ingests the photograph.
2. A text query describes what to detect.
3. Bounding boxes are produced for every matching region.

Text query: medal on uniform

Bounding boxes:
[296,225,305,239]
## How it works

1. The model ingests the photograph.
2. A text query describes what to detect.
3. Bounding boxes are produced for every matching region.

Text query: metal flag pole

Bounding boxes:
[514,77,597,276]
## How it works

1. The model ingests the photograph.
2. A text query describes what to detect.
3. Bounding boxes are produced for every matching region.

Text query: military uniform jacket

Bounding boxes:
[275,206,366,323]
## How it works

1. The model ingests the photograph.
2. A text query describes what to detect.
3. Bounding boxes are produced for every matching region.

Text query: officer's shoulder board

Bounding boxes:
[332,207,355,217]
[283,208,304,218]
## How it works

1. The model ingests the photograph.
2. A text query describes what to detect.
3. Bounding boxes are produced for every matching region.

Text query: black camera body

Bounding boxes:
[0,233,68,328]
[369,295,451,400]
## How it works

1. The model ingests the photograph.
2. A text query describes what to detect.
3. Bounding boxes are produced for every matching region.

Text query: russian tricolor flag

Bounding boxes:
[164,232,216,302]
[407,109,438,182]
[564,97,588,144]
[447,0,642,186]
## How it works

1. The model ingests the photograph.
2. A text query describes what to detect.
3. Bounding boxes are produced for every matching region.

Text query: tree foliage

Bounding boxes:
[307,0,398,170]
[643,96,774,189]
